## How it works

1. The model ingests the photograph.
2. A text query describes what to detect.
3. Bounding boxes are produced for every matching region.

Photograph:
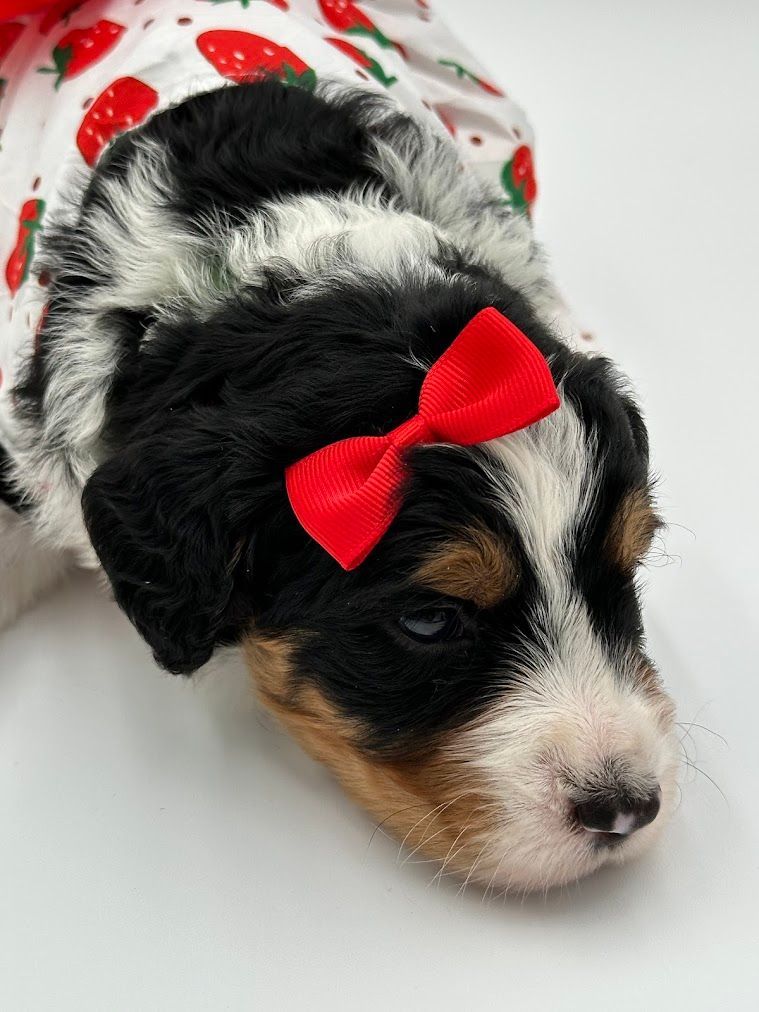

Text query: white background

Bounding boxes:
[2,1,758,1008]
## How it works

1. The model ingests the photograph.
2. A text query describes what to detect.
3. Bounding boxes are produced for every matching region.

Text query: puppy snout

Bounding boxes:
[574,786,661,842]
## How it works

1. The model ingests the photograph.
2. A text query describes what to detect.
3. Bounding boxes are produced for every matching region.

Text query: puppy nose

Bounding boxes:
[575,787,661,837]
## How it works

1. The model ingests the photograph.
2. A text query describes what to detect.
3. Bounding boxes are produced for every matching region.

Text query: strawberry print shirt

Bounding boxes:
[0,0,537,465]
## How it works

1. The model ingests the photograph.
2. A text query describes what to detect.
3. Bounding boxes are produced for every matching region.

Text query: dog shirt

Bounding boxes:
[0,0,538,507]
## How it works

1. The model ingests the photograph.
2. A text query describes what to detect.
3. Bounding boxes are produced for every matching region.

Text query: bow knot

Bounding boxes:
[388,413,434,450]
[286,307,560,570]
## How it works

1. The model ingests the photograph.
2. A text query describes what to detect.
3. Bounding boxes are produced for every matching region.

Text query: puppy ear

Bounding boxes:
[82,426,269,675]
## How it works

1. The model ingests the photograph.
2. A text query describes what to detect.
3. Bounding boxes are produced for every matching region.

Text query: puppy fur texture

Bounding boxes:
[1,80,677,892]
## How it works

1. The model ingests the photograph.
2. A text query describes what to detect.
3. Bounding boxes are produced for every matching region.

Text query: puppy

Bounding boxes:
[0,0,677,892]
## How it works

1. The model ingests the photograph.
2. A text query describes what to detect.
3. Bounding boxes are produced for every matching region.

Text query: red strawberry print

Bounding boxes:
[38,19,125,90]
[318,1,404,57]
[197,30,316,90]
[0,22,24,66]
[5,199,45,296]
[438,58,504,97]
[326,37,396,87]
[501,145,537,213]
[76,77,159,168]
[434,106,456,137]
[39,2,89,37]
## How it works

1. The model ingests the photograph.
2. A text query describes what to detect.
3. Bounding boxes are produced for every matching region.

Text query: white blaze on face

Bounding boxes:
[487,395,597,590]
[446,400,678,891]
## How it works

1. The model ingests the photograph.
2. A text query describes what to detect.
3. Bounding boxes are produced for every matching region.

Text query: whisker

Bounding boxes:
[482,845,511,904]
[395,797,454,861]
[397,791,472,864]
[429,815,478,888]
[682,757,729,807]
[366,803,427,852]
[672,781,684,813]
[429,847,470,887]
[427,803,502,888]
[677,733,694,766]
[665,521,697,539]
[457,840,493,897]
[677,700,721,764]
[676,721,728,748]
[402,855,452,867]
[400,820,459,866]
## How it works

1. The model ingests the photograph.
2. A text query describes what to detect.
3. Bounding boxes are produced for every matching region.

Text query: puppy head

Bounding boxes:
[83,270,677,892]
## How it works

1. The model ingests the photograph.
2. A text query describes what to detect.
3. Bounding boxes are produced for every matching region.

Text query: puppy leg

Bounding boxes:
[0,504,70,631]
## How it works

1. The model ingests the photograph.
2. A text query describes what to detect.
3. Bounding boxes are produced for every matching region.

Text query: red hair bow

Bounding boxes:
[286,307,560,570]
[0,2,54,19]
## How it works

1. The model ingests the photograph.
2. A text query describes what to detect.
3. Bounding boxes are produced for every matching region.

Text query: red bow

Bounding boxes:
[0,2,54,19]
[286,307,560,570]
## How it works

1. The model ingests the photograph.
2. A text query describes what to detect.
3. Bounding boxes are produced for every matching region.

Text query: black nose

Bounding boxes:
[575,787,661,838]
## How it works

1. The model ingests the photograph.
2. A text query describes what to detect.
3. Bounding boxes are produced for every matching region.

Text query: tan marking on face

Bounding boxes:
[415,525,519,608]
[242,632,499,878]
[243,630,295,700]
[606,488,662,572]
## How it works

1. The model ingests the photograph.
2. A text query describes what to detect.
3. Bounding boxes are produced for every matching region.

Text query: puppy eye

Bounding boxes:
[398,606,466,644]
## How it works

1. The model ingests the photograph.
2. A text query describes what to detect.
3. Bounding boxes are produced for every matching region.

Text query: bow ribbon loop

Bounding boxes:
[286,307,560,570]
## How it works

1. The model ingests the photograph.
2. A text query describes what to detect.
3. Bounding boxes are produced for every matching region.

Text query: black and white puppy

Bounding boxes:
[1,80,677,892]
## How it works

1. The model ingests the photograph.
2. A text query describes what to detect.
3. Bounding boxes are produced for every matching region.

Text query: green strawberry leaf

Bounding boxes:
[38,44,73,90]
[439,58,466,78]
[500,159,529,214]
[346,24,396,52]
[298,68,317,92]
[366,57,396,88]
[53,44,73,89]
[19,201,46,287]
[282,65,316,91]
